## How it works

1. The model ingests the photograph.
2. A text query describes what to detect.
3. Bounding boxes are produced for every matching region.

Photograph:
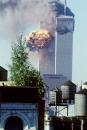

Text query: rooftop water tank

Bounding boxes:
[49,88,62,105]
[61,80,76,100]
[82,82,87,89]
[0,66,7,81]
[75,89,87,116]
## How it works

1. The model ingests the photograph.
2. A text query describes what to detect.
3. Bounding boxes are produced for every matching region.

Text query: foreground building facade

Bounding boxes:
[0,87,45,130]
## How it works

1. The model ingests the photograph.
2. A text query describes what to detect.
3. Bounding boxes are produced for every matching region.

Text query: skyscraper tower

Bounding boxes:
[39,1,74,80]
[28,0,74,88]
[55,15,74,80]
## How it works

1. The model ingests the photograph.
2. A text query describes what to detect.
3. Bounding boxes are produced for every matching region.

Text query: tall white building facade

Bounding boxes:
[56,16,74,80]
[39,16,74,77]
[29,1,74,88]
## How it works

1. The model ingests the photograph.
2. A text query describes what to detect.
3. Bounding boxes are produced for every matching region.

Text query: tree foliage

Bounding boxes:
[9,35,44,96]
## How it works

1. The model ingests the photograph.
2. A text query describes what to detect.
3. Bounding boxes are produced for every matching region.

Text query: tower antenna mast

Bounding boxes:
[64,0,67,15]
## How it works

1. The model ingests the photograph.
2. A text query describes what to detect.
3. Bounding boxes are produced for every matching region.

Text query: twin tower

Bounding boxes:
[29,1,74,88]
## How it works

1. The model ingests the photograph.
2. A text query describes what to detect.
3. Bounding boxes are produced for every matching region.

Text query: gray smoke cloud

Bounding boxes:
[0,0,56,40]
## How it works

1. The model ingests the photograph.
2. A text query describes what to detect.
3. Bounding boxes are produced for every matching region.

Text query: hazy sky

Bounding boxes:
[0,0,87,85]
[68,0,87,85]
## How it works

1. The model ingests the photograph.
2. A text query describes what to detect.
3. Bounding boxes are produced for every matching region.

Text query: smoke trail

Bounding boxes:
[0,0,56,40]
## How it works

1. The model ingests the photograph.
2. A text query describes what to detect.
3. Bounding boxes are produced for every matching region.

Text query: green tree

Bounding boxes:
[9,35,44,96]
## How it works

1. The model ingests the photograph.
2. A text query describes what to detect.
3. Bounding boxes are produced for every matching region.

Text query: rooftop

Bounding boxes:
[0,86,42,103]
[76,89,87,95]
[0,66,7,71]
[62,80,77,87]
[49,0,74,17]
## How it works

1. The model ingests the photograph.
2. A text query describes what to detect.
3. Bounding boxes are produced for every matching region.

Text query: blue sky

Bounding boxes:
[68,0,87,85]
[0,0,87,85]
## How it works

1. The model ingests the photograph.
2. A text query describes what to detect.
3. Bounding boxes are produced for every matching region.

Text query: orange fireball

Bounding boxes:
[26,29,52,49]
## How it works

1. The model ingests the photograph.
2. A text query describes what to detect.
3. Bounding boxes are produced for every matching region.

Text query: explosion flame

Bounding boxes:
[26,29,52,49]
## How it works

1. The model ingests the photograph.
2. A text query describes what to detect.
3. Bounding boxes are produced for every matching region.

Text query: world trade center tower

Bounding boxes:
[28,0,74,88]
[39,1,74,80]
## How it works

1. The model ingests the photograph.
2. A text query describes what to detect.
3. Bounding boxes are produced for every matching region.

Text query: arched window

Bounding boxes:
[5,116,23,130]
